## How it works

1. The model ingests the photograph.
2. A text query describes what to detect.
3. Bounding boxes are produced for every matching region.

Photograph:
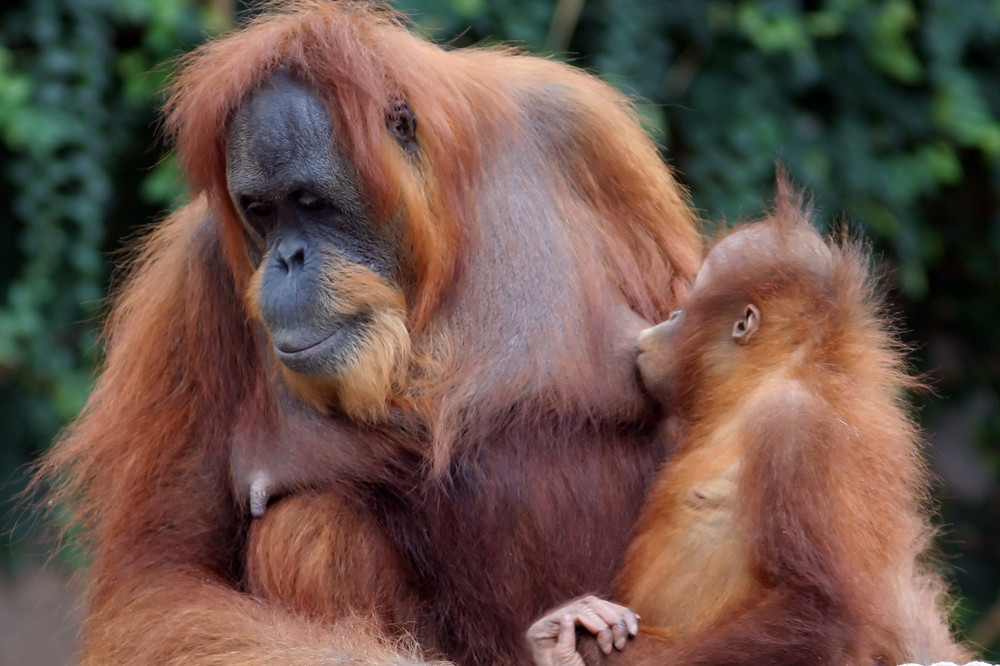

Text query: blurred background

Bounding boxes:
[0,0,998,663]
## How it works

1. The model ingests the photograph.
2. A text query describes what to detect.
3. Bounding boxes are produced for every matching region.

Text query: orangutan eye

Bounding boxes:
[294,190,331,212]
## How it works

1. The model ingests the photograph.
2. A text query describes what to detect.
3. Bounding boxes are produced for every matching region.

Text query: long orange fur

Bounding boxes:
[37,2,702,664]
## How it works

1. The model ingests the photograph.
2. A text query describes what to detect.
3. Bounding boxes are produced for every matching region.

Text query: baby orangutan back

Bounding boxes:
[619,185,966,665]
[527,183,969,666]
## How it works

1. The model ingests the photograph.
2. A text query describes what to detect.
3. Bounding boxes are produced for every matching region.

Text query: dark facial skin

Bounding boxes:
[225,72,400,377]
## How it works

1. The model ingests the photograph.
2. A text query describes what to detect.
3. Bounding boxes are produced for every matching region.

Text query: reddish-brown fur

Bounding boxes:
[596,184,968,665]
[38,2,701,664]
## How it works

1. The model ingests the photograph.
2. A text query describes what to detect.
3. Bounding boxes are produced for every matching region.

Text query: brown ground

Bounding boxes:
[0,565,81,666]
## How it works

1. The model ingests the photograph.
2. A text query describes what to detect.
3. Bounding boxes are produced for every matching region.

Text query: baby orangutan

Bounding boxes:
[527,184,967,666]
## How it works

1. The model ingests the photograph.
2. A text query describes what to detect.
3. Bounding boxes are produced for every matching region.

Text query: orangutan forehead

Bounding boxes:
[226,74,334,184]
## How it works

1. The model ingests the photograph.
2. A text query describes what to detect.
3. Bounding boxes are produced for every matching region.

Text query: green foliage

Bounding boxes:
[0,0,202,554]
[2,0,999,654]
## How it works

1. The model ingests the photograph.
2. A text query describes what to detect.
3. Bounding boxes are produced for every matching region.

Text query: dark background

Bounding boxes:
[1,0,998,661]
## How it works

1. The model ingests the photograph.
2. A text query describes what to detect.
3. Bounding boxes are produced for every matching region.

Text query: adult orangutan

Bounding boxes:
[39,1,701,664]
[527,184,968,666]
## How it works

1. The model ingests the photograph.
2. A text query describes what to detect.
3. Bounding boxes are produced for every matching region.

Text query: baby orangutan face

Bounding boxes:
[636,308,685,405]
[636,240,760,407]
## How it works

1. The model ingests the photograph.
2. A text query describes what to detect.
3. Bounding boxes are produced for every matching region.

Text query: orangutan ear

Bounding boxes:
[733,304,760,345]
[387,100,417,153]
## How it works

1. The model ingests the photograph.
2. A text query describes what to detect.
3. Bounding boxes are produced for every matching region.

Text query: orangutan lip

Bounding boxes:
[273,316,362,367]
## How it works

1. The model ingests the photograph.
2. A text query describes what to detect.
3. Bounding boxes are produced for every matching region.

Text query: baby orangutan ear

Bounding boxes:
[733,304,760,345]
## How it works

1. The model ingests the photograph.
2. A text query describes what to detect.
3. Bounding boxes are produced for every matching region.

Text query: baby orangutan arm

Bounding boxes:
[527,596,640,666]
